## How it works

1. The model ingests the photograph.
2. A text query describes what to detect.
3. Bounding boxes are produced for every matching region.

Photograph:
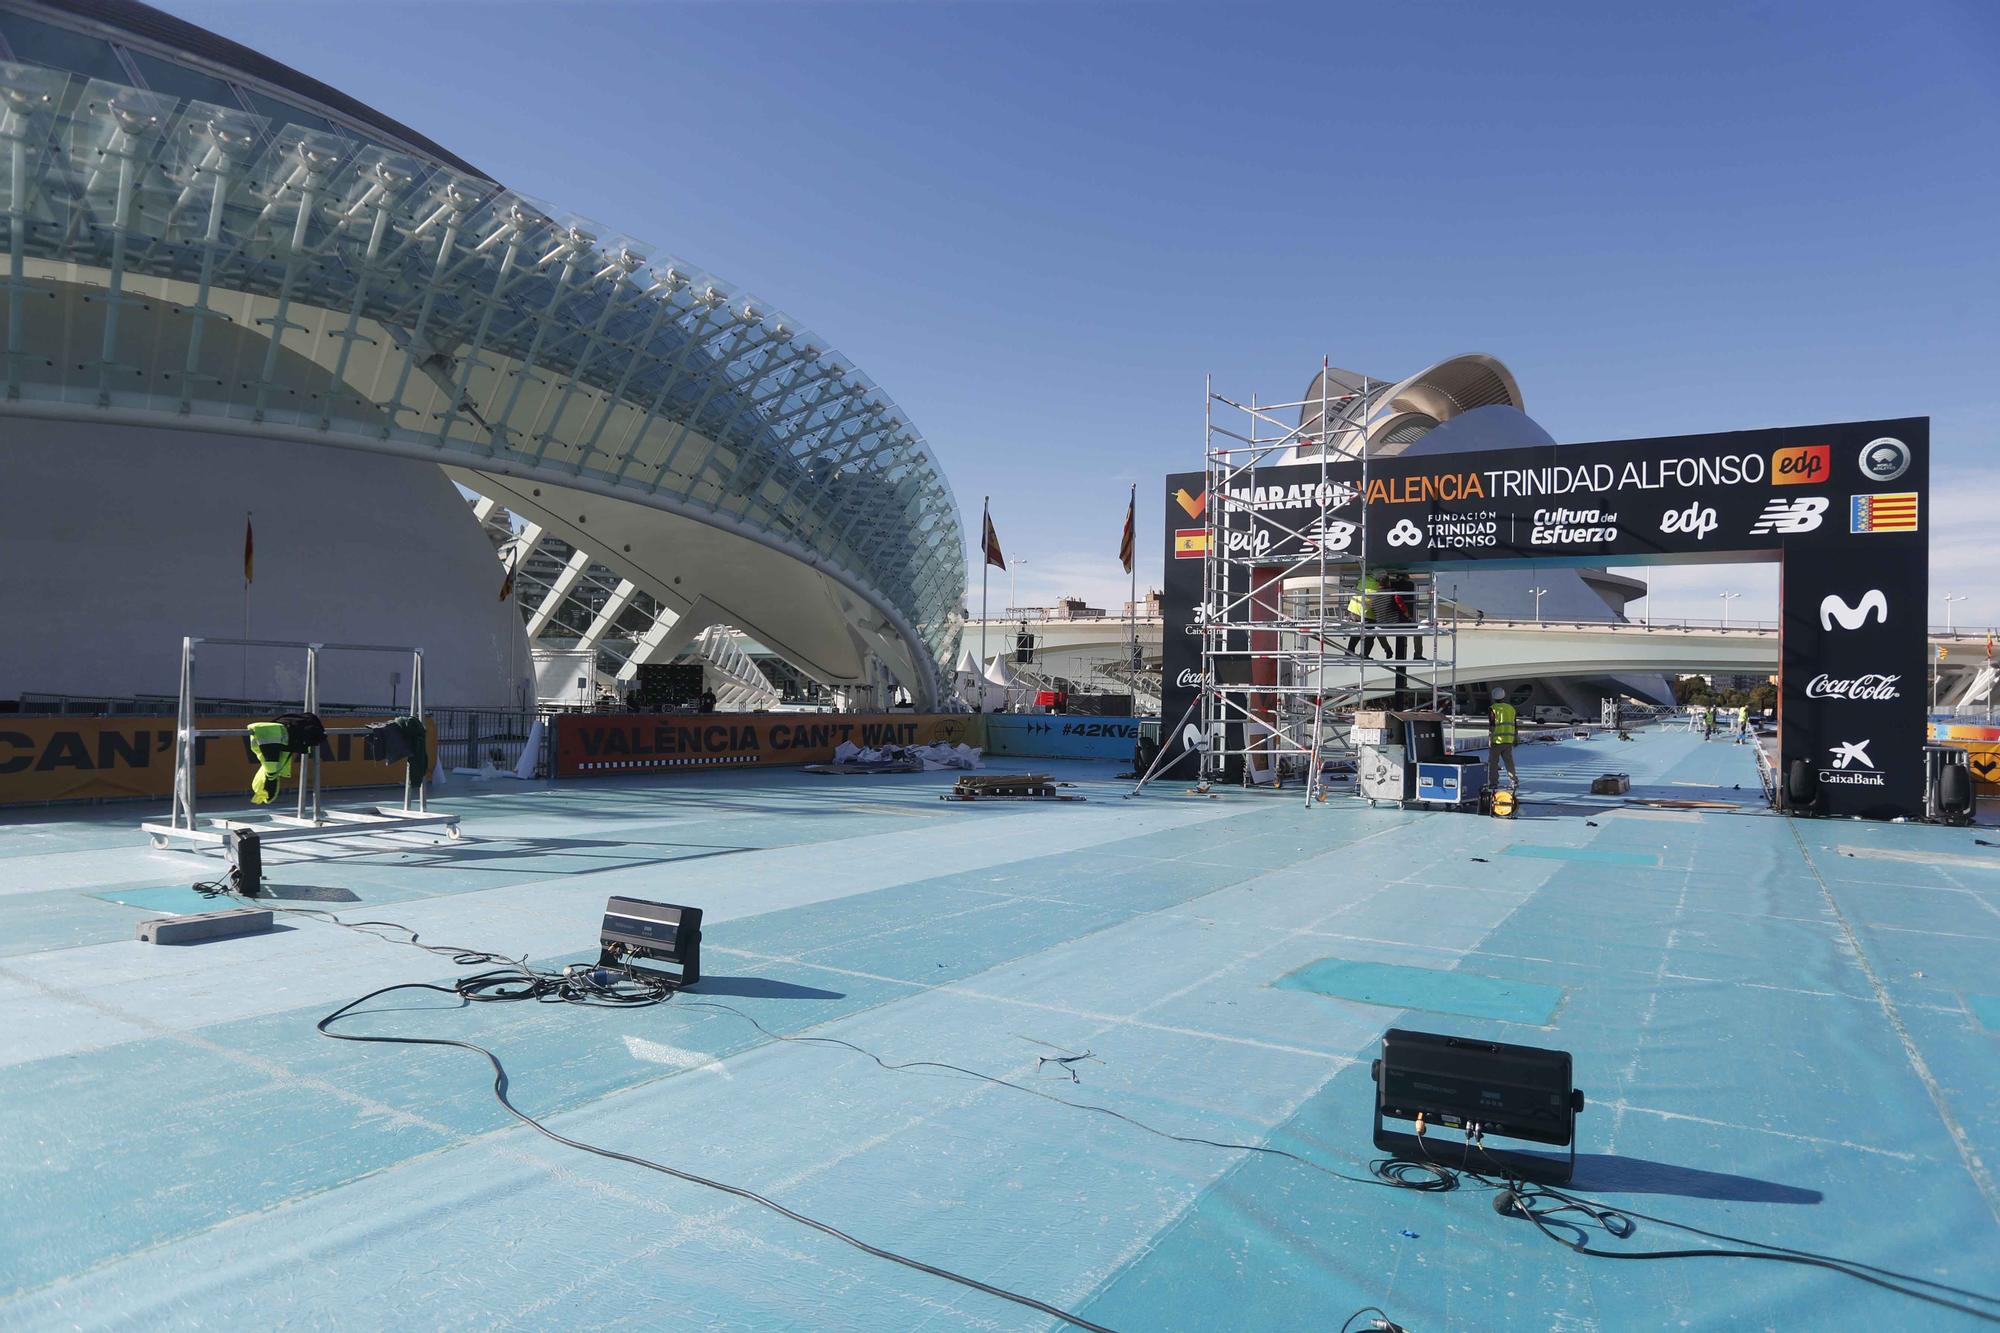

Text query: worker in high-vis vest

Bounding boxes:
[1488,686,1519,788]
[1735,704,1750,744]
[1345,572,1384,660]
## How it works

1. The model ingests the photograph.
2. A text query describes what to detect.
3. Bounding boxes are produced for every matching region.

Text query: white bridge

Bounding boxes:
[957,615,1992,710]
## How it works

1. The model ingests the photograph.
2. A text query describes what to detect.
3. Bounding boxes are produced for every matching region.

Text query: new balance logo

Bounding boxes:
[1819,590,1888,632]
[1749,496,1829,535]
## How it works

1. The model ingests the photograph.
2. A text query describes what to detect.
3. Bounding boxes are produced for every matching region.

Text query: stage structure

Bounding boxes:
[1155,403,1930,822]
[1144,366,1459,803]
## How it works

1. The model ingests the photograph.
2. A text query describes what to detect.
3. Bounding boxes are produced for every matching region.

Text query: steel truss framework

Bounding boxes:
[1190,364,1457,805]
[0,47,964,701]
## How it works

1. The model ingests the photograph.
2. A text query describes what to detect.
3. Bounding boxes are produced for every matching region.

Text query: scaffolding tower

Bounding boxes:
[1188,363,1459,805]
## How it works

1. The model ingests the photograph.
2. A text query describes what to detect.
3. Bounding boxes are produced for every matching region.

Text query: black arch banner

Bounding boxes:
[1159,417,1928,821]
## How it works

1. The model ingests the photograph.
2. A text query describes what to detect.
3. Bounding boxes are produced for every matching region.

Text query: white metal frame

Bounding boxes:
[141,636,461,849]
[1144,363,1460,806]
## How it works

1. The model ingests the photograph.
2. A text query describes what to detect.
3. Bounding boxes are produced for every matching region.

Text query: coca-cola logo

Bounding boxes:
[1805,673,1900,701]
[1174,668,1210,688]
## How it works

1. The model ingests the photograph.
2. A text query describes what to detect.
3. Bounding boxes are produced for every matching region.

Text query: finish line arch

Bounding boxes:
[1160,417,1929,821]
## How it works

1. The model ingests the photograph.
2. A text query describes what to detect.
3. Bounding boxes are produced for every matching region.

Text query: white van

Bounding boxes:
[1533,705,1577,725]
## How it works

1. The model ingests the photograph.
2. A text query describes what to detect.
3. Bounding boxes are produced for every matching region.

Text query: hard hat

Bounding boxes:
[1491,686,1507,700]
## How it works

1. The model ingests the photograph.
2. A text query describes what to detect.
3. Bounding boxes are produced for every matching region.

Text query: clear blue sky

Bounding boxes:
[171,0,2000,629]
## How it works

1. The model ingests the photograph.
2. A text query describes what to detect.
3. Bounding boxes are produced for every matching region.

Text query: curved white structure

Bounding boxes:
[0,0,964,708]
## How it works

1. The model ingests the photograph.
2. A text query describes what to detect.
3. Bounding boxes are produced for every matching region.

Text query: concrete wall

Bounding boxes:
[0,418,532,709]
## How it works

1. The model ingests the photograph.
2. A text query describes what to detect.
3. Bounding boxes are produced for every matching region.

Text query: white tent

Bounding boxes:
[950,646,988,711]
[975,655,1017,712]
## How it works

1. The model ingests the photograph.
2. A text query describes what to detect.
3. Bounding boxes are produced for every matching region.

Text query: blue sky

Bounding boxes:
[172,0,1999,629]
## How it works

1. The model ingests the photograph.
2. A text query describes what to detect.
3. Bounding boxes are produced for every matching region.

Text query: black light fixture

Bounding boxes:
[1371,1028,1584,1183]
[598,896,703,989]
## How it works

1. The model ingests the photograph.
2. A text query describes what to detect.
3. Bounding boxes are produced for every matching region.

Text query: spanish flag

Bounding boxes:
[1118,486,1135,574]
[1173,528,1208,559]
[982,503,1005,571]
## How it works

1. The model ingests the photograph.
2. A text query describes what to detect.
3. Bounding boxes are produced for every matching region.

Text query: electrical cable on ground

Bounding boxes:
[219,877,1114,1332]
[318,979,1117,1333]
[230,879,1997,1327]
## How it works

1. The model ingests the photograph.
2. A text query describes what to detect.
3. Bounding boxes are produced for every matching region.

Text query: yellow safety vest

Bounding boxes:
[247,720,294,805]
[1347,575,1381,621]
[1490,702,1517,746]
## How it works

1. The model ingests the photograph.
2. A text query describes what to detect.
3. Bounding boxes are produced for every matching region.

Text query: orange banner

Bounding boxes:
[555,713,980,776]
[0,715,428,805]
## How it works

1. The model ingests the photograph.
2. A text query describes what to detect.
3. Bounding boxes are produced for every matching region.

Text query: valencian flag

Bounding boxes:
[243,514,253,585]
[1118,489,1135,573]
[982,504,1005,570]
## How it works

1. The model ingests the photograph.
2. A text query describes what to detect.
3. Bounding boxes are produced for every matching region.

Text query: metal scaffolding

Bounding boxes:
[1184,362,1459,805]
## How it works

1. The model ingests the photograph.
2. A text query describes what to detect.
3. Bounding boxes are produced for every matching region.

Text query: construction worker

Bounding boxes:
[1702,703,1716,740]
[1385,569,1424,662]
[1489,686,1519,788]
[1345,571,1384,660]
[1735,703,1750,744]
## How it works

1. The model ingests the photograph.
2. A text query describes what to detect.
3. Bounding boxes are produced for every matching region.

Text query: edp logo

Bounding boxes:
[1659,503,1718,540]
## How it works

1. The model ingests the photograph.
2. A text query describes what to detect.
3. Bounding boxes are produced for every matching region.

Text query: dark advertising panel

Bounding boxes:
[1161,418,1928,819]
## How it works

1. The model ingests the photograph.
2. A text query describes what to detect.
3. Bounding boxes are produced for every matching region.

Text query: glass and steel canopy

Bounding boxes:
[0,32,966,699]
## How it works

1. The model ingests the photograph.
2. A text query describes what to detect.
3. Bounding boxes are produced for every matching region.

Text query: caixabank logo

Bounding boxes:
[1819,738,1886,787]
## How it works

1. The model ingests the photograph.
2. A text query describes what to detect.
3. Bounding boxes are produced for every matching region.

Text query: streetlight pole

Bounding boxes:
[1719,591,1740,628]
[1944,593,1966,634]
[1530,586,1548,624]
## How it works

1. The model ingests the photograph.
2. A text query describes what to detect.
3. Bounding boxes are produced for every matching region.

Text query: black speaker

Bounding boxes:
[1939,763,1972,817]
[226,829,263,897]
[1014,632,1034,665]
[1786,757,1818,812]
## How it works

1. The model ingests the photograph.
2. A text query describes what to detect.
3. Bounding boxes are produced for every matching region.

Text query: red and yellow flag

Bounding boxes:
[1118,489,1135,574]
[982,507,1005,570]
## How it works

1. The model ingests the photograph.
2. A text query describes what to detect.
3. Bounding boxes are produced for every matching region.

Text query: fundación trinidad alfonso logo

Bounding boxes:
[1174,487,1207,519]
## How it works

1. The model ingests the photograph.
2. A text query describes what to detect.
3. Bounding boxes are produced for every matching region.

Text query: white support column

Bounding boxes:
[614,602,686,682]
[526,547,592,639]
[574,579,637,654]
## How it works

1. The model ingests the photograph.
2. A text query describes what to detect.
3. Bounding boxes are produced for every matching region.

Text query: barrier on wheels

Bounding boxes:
[1929,722,2000,796]
[553,713,982,776]
[0,714,424,805]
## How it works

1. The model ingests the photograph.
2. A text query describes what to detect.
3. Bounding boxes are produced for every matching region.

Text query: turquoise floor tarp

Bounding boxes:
[0,727,1995,1329]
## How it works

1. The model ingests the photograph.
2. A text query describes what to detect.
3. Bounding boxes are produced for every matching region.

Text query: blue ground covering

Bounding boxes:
[0,726,1996,1330]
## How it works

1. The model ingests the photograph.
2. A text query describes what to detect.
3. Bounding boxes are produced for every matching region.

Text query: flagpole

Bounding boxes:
[1127,482,1137,718]
[980,496,990,685]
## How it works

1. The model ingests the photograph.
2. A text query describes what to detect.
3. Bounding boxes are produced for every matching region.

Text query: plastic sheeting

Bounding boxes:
[1,732,1996,1329]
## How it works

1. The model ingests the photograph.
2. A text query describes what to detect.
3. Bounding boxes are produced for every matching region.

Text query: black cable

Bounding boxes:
[264,884,1992,1326]
[1339,1305,1406,1333]
[317,980,1116,1333]
[668,997,1432,1196]
[1464,1140,1999,1323]
[681,999,2000,1322]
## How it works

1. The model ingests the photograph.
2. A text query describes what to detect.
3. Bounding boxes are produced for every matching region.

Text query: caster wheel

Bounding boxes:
[446,825,463,841]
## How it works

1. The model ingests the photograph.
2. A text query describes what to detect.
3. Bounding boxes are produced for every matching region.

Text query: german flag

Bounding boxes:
[1849,492,1918,533]
[1173,528,1208,559]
